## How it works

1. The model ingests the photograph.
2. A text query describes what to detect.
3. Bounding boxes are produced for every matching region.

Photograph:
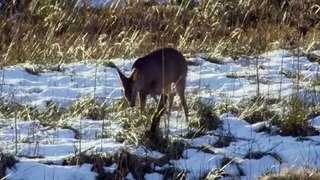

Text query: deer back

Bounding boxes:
[131,48,188,93]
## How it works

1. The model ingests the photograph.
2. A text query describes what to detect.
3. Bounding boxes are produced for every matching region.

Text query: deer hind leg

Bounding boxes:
[176,77,188,122]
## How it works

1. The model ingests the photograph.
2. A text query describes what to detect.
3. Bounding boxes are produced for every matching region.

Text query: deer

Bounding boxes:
[109,48,188,133]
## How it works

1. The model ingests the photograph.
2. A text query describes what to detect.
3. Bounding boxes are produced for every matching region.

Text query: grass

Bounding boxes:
[0,0,319,66]
[260,167,320,180]
[276,97,319,137]
[63,97,107,120]
[0,102,61,127]
[201,156,243,180]
[189,98,222,131]
[240,96,279,124]
[244,151,282,163]
[1,1,320,175]
[202,168,226,180]
[63,153,113,174]
[62,148,186,179]
[0,97,108,127]
[213,134,236,148]
[236,95,320,137]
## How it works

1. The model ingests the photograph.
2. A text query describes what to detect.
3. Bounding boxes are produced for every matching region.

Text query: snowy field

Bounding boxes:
[1,49,320,179]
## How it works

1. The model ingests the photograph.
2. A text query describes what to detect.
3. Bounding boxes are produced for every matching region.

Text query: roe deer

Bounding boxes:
[111,48,188,129]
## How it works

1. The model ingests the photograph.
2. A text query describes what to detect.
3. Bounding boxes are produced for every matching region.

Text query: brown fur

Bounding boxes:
[115,48,188,125]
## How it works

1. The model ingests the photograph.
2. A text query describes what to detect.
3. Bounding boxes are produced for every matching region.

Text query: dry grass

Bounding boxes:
[260,168,320,180]
[240,96,279,124]
[63,153,113,174]
[189,98,222,131]
[277,97,319,137]
[63,98,107,120]
[0,102,61,127]
[62,148,185,179]
[0,0,319,66]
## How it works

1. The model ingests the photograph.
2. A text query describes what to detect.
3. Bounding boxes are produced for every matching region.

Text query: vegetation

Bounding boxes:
[0,98,108,127]
[240,97,278,124]
[0,0,319,66]
[63,148,188,179]
[276,97,319,136]
[260,168,320,180]
[189,98,222,131]
[1,1,320,179]
[0,102,61,126]
[63,98,107,120]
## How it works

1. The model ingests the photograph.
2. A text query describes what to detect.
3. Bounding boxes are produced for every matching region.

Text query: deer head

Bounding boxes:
[116,68,140,107]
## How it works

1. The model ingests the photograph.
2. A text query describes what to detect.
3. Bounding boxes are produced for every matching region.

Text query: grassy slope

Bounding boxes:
[0,0,319,66]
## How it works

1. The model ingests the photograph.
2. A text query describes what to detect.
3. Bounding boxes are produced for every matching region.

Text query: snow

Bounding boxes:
[134,146,164,159]
[239,155,280,179]
[170,148,224,179]
[309,116,320,129]
[104,163,117,173]
[1,49,320,179]
[187,134,218,146]
[6,162,97,180]
[144,173,163,180]
[1,50,318,110]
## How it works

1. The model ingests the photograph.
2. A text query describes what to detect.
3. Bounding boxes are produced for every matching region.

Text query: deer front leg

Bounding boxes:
[149,84,172,134]
[139,91,147,113]
[166,92,174,118]
[150,94,167,133]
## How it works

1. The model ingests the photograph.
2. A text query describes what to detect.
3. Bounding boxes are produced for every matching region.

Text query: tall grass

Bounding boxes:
[0,0,319,66]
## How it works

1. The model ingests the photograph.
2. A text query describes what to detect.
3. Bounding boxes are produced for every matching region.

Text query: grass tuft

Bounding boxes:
[179,130,207,139]
[277,97,319,137]
[240,96,279,124]
[63,153,113,174]
[64,98,107,120]
[158,167,187,180]
[259,167,320,180]
[244,151,281,163]
[190,99,222,131]
[213,135,236,148]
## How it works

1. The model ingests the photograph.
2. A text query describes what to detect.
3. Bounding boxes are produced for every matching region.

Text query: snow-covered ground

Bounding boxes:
[1,49,320,179]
